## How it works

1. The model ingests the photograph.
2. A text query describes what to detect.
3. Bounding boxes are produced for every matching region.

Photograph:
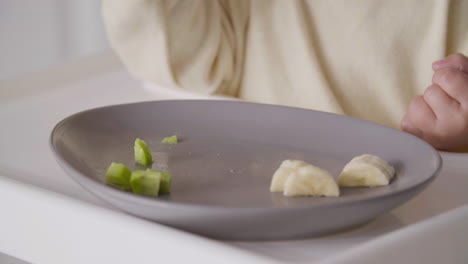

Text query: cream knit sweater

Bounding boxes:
[103,0,468,128]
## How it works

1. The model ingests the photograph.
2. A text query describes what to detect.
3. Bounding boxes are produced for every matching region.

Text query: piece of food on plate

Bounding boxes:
[338,154,395,187]
[146,168,172,194]
[105,162,132,190]
[270,160,309,192]
[134,138,152,166]
[130,169,161,196]
[283,164,340,197]
[161,135,178,144]
[270,160,339,197]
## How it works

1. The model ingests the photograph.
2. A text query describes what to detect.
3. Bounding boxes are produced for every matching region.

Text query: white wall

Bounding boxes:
[0,0,109,80]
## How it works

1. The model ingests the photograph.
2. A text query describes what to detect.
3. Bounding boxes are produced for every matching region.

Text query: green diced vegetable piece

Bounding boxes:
[147,169,172,194]
[105,162,131,190]
[159,172,172,194]
[130,170,161,196]
[134,138,152,166]
[161,135,178,144]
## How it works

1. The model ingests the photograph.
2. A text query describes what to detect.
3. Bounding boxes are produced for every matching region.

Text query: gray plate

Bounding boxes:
[50,100,442,241]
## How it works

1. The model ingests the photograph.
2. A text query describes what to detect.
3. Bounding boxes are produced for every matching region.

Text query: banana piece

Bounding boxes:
[270,160,309,192]
[283,165,340,197]
[338,154,395,187]
[270,160,339,197]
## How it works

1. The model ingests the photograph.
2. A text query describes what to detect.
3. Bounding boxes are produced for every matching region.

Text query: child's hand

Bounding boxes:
[401,53,468,150]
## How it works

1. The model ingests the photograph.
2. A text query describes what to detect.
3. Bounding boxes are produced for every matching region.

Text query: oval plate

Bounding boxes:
[50,100,441,240]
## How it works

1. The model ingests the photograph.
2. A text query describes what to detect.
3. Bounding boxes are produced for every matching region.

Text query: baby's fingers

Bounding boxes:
[432,53,468,74]
[423,84,460,119]
[401,96,436,138]
[432,68,468,105]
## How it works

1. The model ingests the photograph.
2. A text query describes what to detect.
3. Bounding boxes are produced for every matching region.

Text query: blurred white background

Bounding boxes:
[0,0,110,80]
[1,1,108,262]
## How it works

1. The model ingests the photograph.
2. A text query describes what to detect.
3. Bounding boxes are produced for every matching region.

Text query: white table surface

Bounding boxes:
[1,52,467,264]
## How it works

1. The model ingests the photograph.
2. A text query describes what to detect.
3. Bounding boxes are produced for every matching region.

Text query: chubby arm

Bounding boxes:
[401,53,468,150]
[102,0,249,96]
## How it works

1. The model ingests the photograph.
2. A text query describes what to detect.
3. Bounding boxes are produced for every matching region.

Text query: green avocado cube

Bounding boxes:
[130,170,161,196]
[105,162,131,190]
[147,169,172,194]
[134,138,152,166]
[161,135,178,144]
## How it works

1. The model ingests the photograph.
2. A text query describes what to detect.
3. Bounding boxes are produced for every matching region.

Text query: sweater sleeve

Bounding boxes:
[102,0,249,96]
[447,0,468,55]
